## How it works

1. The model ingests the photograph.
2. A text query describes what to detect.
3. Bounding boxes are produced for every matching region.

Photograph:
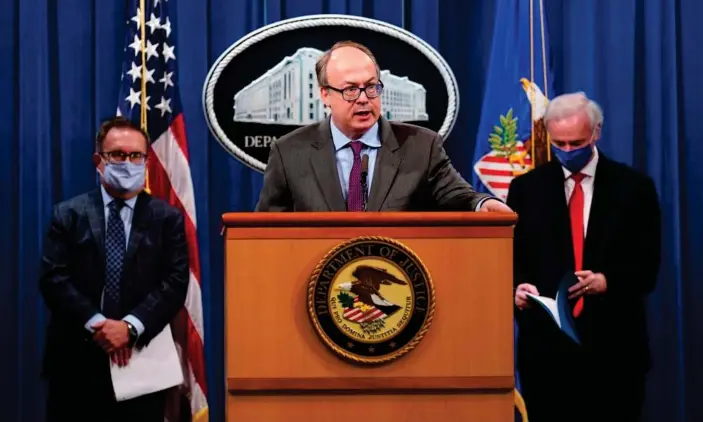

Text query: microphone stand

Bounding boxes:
[361,170,369,211]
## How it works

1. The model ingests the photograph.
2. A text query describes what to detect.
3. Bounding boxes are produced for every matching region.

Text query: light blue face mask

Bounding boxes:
[101,161,146,193]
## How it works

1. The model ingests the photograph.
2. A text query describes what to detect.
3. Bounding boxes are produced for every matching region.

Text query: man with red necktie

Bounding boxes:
[508,92,661,422]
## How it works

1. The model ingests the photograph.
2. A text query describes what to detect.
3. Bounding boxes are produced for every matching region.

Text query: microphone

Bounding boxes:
[361,154,369,211]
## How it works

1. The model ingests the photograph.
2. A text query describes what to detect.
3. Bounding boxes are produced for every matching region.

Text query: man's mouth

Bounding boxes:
[354,110,372,117]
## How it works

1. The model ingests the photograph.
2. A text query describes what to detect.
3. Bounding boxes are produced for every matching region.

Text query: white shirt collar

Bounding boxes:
[562,147,599,179]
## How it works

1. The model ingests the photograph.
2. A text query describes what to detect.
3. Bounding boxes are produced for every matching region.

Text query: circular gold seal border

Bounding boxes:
[307,236,436,364]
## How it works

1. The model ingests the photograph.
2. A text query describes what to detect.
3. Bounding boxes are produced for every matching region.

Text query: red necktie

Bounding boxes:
[569,173,585,317]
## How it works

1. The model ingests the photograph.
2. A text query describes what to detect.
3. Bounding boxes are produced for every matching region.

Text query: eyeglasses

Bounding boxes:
[324,82,384,101]
[100,151,147,165]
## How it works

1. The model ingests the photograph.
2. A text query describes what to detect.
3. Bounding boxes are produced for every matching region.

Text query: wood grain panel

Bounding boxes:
[226,392,515,422]
[222,215,515,421]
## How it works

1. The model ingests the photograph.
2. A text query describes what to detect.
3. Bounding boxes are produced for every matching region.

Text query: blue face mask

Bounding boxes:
[101,161,146,193]
[552,143,594,173]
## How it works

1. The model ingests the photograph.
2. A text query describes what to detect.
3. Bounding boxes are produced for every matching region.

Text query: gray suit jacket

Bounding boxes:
[255,117,492,212]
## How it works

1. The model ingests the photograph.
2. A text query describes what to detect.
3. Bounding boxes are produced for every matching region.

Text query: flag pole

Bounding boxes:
[539,0,551,162]
[529,0,536,170]
[139,0,151,193]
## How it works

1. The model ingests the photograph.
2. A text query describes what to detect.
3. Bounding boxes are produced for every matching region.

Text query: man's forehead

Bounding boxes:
[104,128,148,151]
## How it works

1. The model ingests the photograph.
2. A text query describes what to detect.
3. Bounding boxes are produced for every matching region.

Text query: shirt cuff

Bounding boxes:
[85,313,106,333]
[475,197,499,211]
[122,314,145,336]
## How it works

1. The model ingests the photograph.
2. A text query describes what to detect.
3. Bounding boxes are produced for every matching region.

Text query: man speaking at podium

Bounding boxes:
[256,41,511,213]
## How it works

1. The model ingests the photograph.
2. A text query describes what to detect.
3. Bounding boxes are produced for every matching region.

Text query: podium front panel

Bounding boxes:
[223,213,515,422]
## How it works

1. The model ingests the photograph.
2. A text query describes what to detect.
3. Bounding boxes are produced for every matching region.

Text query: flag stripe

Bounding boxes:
[151,122,198,228]
[148,130,202,283]
[147,137,207,390]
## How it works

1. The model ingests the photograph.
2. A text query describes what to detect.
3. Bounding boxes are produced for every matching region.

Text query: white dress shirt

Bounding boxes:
[561,147,599,236]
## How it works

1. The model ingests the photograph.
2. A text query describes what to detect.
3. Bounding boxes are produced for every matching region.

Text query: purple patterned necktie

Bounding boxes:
[347,141,364,211]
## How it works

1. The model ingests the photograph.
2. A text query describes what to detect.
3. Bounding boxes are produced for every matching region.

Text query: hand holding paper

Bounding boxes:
[523,273,581,345]
[515,283,540,310]
[110,324,184,402]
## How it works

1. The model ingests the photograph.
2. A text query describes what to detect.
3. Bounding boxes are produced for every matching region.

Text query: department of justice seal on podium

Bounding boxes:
[308,237,435,364]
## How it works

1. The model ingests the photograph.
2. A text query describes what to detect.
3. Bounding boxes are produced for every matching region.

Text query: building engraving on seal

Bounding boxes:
[233,47,429,126]
[308,236,435,364]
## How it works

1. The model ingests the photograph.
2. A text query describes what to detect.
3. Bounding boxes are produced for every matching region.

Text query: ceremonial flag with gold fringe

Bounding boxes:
[116,0,209,420]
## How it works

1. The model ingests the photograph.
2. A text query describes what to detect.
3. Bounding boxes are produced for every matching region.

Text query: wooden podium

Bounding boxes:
[222,212,517,422]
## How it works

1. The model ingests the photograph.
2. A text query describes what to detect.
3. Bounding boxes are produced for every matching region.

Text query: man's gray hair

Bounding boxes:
[543,92,603,129]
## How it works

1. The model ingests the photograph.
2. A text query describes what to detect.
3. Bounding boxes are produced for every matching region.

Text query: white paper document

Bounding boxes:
[110,324,184,401]
[526,293,561,326]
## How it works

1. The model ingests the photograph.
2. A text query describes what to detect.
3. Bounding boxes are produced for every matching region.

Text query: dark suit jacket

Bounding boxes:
[39,189,189,380]
[507,153,661,374]
[256,117,491,211]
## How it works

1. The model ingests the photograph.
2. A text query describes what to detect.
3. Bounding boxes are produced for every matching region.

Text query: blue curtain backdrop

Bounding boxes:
[0,0,700,421]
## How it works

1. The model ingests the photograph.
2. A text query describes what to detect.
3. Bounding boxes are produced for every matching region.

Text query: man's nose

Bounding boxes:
[356,90,370,103]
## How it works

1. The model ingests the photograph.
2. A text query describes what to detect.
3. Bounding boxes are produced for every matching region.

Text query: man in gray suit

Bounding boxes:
[256,41,511,213]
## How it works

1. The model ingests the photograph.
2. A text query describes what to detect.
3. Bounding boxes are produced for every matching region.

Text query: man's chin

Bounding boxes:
[351,115,378,129]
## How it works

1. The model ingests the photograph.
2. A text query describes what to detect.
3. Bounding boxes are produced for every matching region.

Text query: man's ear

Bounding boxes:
[594,124,602,140]
[92,152,101,168]
[320,87,329,107]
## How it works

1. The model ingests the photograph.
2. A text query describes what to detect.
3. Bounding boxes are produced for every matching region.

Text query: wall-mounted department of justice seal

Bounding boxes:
[308,237,435,364]
[203,14,459,173]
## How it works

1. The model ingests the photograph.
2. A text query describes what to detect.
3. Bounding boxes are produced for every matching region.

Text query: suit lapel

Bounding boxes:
[311,119,346,211]
[87,189,106,264]
[367,118,401,211]
[123,192,150,266]
[584,155,611,266]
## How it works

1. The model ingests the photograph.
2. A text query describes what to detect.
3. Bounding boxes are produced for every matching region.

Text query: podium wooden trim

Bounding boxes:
[227,375,514,393]
[222,212,517,422]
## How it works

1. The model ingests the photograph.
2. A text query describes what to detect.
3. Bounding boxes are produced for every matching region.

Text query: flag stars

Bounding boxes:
[162,43,176,63]
[126,63,155,84]
[129,35,141,57]
[131,8,142,30]
[144,67,156,84]
[125,88,151,111]
[145,40,159,61]
[126,88,141,110]
[146,13,161,34]
[155,97,172,117]
[160,71,174,90]
[127,62,142,82]
[160,17,172,38]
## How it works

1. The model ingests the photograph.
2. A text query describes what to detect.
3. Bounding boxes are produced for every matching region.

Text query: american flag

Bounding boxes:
[116,0,208,420]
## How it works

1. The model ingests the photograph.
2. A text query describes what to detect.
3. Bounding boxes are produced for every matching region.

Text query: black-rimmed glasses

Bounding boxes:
[324,81,384,101]
[99,151,147,165]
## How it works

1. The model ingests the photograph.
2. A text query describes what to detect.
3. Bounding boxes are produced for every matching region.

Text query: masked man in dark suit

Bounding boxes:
[39,116,189,421]
[508,93,661,422]
[256,41,512,213]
